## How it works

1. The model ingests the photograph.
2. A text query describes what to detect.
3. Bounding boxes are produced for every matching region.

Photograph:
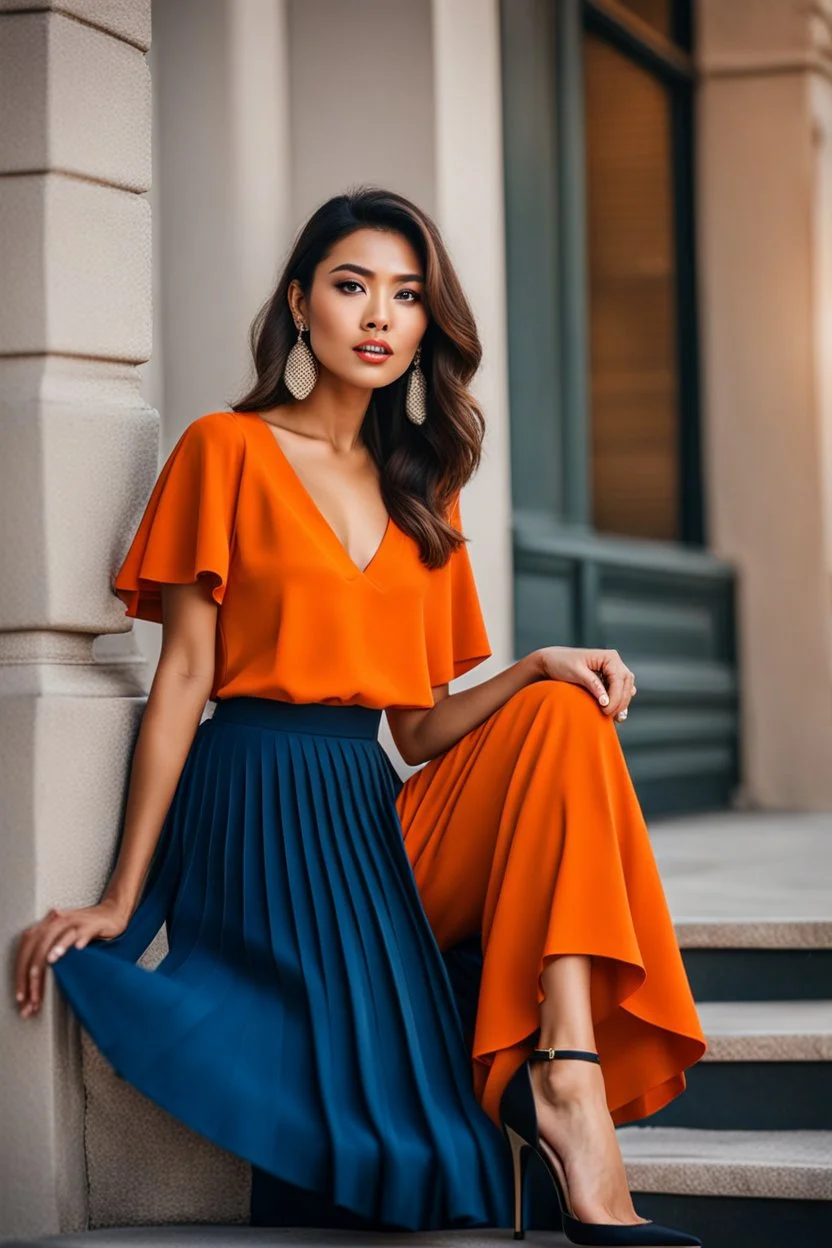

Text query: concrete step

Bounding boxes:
[620,1125,832,1199]
[697,999,832,1061]
[1,1230,560,1248]
[680,946,832,1001]
[676,918,832,949]
[649,811,832,1000]
[649,810,832,940]
[649,1000,832,1129]
[622,1127,832,1248]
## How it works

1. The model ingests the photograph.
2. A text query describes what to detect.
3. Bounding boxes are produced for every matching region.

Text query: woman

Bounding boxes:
[13,188,706,1243]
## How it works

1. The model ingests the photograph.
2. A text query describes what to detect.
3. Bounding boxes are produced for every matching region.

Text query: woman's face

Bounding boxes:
[289,227,430,391]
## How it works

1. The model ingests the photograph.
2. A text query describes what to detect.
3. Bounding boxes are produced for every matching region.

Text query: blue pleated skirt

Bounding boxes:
[52,696,513,1232]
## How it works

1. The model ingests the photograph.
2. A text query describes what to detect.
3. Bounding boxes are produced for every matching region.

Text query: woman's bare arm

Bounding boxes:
[386,652,545,767]
[102,581,219,916]
[387,645,636,768]
[14,579,219,1016]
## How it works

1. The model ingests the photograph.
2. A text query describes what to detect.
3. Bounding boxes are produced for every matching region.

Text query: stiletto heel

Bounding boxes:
[499,1047,702,1246]
[504,1120,532,1239]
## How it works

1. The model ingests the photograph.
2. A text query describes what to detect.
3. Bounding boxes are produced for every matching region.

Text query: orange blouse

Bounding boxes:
[112,410,492,709]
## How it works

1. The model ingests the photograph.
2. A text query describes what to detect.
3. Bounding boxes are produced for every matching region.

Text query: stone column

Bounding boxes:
[0,0,292,1233]
[0,2,154,1235]
[431,0,514,680]
[697,0,832,807]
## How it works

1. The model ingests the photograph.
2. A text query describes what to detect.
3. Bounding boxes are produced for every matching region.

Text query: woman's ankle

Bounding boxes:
[531,1054,607,1107]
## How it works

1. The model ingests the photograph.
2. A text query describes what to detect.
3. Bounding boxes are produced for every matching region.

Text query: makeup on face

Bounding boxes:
[302,230,429,384]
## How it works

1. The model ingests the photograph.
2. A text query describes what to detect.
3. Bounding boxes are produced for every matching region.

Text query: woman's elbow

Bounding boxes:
[386,708,432,768]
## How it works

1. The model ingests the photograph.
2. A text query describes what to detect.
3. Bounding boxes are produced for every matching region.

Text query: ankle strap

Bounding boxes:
[529,1047,600,1063]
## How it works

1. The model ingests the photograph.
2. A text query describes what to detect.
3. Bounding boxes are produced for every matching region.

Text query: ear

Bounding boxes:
[286,280,306,327]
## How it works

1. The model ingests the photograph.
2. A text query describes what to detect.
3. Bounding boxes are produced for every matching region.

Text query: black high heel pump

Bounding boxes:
[499,1047,702,1246]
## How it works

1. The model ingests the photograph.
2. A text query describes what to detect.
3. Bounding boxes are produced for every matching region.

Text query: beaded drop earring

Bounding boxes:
[405,345,427,425]
[283,319,318,400]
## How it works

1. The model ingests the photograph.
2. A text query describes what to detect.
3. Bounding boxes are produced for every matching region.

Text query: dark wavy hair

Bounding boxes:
[229,186,485,569]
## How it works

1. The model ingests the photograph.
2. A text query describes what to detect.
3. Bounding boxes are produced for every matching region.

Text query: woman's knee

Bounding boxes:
[509,676,611,724]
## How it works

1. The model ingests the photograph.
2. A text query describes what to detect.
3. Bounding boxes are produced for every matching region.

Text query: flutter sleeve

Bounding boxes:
[112,411,246,624]
[422,490,492,686]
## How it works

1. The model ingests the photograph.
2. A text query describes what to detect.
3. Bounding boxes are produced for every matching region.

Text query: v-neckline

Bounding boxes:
[251,411,393,582]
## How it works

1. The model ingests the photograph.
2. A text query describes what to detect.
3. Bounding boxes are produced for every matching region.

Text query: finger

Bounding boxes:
[16,922,56,1011]
[46,926,79,963]
[584,653,612,707]
[586,669,610,707]
[30,918,72,1009]
[18,907,65,999]
[26,960,43,1012]
[14,927,39,1006]
[75,926,100,950]
[603,661,627,717]
[615,672,636,722]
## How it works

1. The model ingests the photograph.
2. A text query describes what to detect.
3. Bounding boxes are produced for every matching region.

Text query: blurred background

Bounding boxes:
[131,0,832,819]
[2,1,831,1244]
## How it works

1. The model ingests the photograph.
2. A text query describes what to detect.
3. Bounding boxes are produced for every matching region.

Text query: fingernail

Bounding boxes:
[599,693,609,706]
[15,991,23,1001]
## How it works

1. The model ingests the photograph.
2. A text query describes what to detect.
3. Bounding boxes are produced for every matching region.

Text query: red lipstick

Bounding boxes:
[353,338,393,363]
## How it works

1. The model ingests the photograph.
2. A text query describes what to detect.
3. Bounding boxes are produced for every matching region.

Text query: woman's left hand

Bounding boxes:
[535,646,637,723]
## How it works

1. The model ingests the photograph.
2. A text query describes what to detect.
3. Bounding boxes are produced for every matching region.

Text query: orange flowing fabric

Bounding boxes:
[112,408,706,1134]
[394,678,707,1128]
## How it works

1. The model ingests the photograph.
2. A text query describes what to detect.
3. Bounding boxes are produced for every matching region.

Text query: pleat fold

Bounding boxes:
[52,699,513,1233]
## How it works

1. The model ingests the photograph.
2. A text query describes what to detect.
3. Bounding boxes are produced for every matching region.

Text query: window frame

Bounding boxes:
[557,0,703,544]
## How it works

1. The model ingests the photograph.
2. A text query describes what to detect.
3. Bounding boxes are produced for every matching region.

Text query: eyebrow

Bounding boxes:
[328,263,424,283]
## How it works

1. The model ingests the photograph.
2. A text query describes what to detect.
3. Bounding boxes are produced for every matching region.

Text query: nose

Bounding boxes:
[362,300,390,333]
[363,315,389,332]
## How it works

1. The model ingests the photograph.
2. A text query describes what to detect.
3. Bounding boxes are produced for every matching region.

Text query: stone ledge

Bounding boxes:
[675,919,832,949]
[2,1226,566,1248]
[697,999,832,1061]
[620,1127,832,1200]
[648,814,832,946]
[0,1,150,51]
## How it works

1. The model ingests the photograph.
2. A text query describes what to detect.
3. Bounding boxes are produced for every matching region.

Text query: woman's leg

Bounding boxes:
[394,679,706,1217]
[535,953,648,1224]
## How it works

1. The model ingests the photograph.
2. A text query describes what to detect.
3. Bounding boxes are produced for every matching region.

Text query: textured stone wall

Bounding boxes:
[0,0,158,1235]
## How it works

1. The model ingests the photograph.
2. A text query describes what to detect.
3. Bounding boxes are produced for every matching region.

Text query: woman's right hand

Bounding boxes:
[13,897,132,1019]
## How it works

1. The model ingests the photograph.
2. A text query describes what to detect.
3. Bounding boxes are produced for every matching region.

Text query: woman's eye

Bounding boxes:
[334,280,421,303]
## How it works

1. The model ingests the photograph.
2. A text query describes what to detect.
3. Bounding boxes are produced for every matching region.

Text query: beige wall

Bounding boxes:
[697,0,832,806]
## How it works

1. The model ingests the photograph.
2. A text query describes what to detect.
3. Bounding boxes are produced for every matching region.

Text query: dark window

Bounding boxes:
[585,35,679,540]
[582,0,699,542]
